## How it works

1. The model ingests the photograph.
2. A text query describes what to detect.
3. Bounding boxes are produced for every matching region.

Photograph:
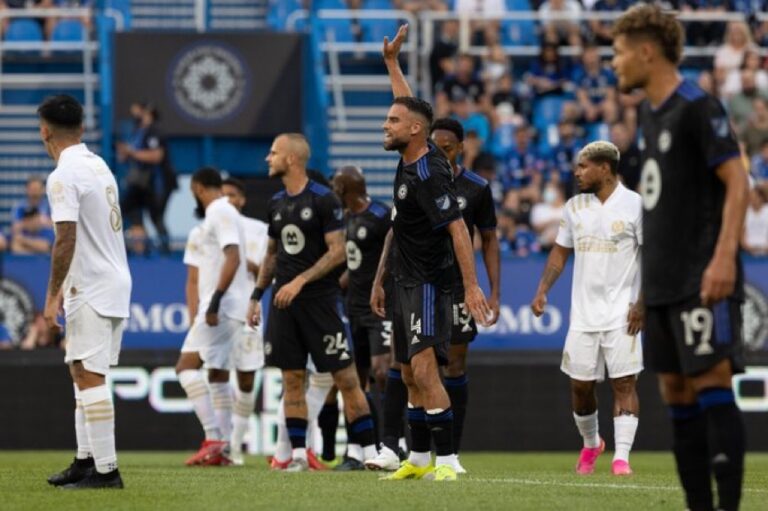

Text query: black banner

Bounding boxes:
[113,33,303,136]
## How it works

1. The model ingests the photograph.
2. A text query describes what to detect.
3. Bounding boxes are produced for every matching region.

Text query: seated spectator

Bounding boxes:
[126,224,151,257]
[498,211,541,256]
[451,94,491,150]
[490,102,522,160]
[546,120,583,194]
[0,323,12,350]
[589,0,629,45]
[437,53,485,103]
[429,20,459,91]
[531,182,566,250]
[481,43,510,85]
[742,187,768,256]
[501,124,544,202]
[525,43,572,97]
[722,49,768,99]
[714,21,754,78]
[728,70,768,130]
[751,139,768,192]
[454,0,504,15]
[741,98,768,155]
[681,0,729,47]
[10,176,54,255]
[539,0,582,47]
[610,122,642,192]
[0,0,55,40]
[572,44,617,123]
[491,73,530,120]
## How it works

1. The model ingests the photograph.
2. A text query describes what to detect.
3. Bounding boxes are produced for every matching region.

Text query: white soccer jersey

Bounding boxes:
[241,216,269,285]
[555,183,642,332]
[183,197,250,322]
[46,143,132,319]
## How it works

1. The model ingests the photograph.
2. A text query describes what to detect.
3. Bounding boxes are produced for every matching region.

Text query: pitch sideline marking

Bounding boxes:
[471,477,768,494]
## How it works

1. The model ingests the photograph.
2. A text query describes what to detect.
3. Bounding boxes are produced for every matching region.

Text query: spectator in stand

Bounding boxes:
[498,211,541,256]
[531,182,566,250]
[525,42,573,97]
[501,123,544,202]
[610,122,642,191]
[539,0,583,47]
[742,187,768,256]
[589,0,629,45]
[714,21,754,79]
[697,69,719,97]
[547,120,583,195]
[437,53,485,103]
[681,0,729,47]
[490,73,526,120]
[481,43,510,86]
[451,94,491,150]
[572,44,618,124]
[722,49,768,99]
[473,151,504,204]
[454,0,504,45]
[728,70,768,129]
[490,102,520,160]
[0,0,56,40]
[10,176,54,255]
[741,98,768,156]
[0,232,7,252]
[429,20,459,91]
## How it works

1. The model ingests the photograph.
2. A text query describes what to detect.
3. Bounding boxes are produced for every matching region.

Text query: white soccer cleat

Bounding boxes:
[285,457,309,472]
[365,446,400,471]
[454,456,467,474]
[230,447,244,466]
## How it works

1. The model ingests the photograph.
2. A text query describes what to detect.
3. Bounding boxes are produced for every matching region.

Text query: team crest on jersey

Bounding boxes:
[435,194,451,211]
[397,184,408,200]
[743,283,768,351]
[457,196,467,210]
[264,342,272,356]
[346,240,362,271]
[658,130,672,153]
[711,116,730,138]
[334,208,343,221]
[300,207,313,221]
[357,226,367,240]
[611,220,625,234]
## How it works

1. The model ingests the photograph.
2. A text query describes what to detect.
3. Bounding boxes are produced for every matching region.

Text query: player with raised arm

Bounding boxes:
[41,95,132,489]
[531,142,643,476]
[176,167,250,466]
[246,133,378,472]
[613,5,750,510]
[370,25,492,482]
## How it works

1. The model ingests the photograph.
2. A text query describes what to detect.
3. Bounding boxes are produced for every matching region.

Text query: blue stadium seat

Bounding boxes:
[317,18,355,43]
[266,0,303,30]
[501,20,539,46]
[506,0,531,8]
[3,19,43,42]
[532,96,567,131]
[316,0,347,9]
[363,0,393,8]
[360,18,399,42]
[51,20,86,42]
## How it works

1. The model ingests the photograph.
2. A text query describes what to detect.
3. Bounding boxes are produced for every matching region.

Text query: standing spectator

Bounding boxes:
[498,211,541,256]
[437,54,485,103]
[10,176,54,255]
[539,0,583,47]
[742,187,768,256]
[547,120,583,194]
[714,21,753,78]
[394,0,448,14]
[681,0,729,46]
[451,94,491,150]
[530,182,566,249]
[501,123,544,201]
[429,20,459,91]
[610,122,642,191]
[117,102,177,253]
[722,49,768,99]
[572,44,617,123]
[589,0,629,45]
[526,43,572,97]
[741,98,768,155]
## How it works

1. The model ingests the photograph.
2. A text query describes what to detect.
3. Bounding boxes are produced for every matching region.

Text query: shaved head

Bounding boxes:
[279,133,311,164]
[332,165,367,207]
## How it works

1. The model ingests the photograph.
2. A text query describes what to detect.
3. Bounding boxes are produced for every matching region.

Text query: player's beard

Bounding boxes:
[383,133,409,153]
[194,197,205,219]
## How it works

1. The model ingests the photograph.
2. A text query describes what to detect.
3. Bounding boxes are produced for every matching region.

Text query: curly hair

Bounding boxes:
[578,141,621,174]
[612,3,684,65]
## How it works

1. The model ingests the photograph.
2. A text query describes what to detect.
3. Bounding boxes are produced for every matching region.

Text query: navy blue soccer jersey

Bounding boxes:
[345,200,391,316]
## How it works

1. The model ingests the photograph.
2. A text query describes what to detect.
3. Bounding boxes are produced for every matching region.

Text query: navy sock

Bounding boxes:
[318,403,339,461]
[365,392,380,446]
[699,388,745,511]
[426,408,454,457]
[407,406,430,453]
[349,414,376,449]
[382,369,408,452]
[445,375,468,453]
[670,404,713,511]
[285,417,308,450]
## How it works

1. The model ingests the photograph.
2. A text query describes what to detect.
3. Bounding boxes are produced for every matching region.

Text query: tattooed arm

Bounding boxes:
[247,238,277,327]
[531,243,572,317]
[44,222,77,333]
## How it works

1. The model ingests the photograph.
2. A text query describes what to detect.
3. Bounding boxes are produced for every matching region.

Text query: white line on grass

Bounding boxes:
[471,477,768,494]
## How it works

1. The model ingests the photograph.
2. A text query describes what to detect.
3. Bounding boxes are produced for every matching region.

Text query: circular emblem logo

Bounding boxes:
[743,283,768,351]
[300,207,313,221]
[611,220,625,234]
[357,226,367,240]
[457,196,467,211]
[346,240,363,271]
[397,184,408,200]
[264,342,272,356]
[281,224,306,255]
[640,158,662,211]
[658,130,672,153]
[0,279,34,344]
[169,43,248,122]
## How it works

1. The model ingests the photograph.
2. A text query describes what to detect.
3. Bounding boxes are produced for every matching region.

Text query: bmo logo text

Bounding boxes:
[478,304,563,336]
[126,303,189,334]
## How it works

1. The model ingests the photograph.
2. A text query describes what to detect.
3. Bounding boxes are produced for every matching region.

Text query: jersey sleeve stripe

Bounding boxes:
[707,151,740,169]
[432,214,462,231]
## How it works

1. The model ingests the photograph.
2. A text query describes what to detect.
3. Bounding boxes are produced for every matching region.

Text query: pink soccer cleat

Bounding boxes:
[611,459,633,476]
[268,456,291,471]
[575,438,605,475]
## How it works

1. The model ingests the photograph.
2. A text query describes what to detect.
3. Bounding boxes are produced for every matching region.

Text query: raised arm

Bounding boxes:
[383,24,414,98]
[447,219,491,326]
[530,243,572,317]
[371,227,394,318]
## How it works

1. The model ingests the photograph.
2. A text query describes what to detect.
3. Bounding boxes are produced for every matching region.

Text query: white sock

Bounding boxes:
[306,378,332,423]
[274,398,292,462]
[613,415,639,462]
[73,384,91,459]
[436,453,458,469]
[209,382,233,441]
[292,447,307,461]
[574,411,600,448]
[232,388,256,452]
[178,370,221,440]
[347,443,363,462]
[363,443,378,461]
[80,385,117,474]
[408,450,431,467]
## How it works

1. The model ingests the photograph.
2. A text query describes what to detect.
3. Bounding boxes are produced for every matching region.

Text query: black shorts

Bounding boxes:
[265,294,354,373]
[349,312,392,370]
[392,282,451,365]
[644,295,744,376]
[450,287,478,345]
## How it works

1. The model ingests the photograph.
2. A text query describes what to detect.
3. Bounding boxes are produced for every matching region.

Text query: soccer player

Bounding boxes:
[331,165,393,470]
[247,133,378,472]
[531,142,643,476]
[41,95,132,489]
[613,5,750,510]
[176,167,250,466]
[370,25,492,482]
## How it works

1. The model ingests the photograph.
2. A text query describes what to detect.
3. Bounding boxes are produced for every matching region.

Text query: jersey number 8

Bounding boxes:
[106,185,122,232]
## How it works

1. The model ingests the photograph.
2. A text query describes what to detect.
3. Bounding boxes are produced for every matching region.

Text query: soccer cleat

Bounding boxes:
[365,446,401,471]
[611,459,633,476]
[381,460,434,480]
[268,456,291,470]
[575,438,606,475]
[185,439,227,466]
[334,456,365,471]
[454,456,467,475]
[431,464,457,482]
[47,457,94,486]
[306,449,327,471]
[285,457,309,472]
[230,447,244,466]
[60,469,124,490]
[320,457,341,470]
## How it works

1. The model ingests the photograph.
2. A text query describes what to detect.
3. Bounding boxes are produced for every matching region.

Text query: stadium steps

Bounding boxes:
[209,0,268,30]
[129,0,197,30]
[326,105,398,202]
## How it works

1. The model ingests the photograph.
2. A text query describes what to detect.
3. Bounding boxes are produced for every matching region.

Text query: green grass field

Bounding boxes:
[2,451,768,510]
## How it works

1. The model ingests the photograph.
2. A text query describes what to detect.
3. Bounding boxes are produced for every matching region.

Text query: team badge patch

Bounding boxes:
[357,226,367,240]
[397,184,408,200]
[457,196,467,210]
[711,116,730,138]
[300,207,313,221]
[334,208,343,221]
[435,194,451,211]
[658,130,671,153]
[611,220,625,234]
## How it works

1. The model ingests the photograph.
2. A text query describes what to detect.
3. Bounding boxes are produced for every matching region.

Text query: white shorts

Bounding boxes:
[181,316,243,370]
[231,325,265,372]
[561,327,643,382]
[65,303,125,375]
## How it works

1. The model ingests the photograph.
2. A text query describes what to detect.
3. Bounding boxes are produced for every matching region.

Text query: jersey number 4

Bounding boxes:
[680,308,715,356]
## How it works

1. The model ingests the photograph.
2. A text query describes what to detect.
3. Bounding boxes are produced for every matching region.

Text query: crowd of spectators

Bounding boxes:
[0,0,91,41]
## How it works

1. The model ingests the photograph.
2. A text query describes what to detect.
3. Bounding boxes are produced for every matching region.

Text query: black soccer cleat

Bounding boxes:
[47,457,95,486]
[60,468,124,490]
[333,456,365,471]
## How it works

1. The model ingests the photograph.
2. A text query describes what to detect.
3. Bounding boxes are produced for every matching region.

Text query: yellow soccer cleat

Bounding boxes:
[381,460,434,480]
[431,464,457,482]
